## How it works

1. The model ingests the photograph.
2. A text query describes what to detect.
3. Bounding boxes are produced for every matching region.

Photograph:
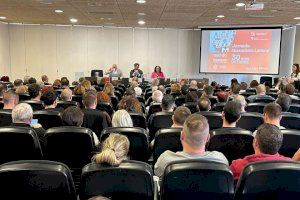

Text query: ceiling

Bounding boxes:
[1,0,300,28]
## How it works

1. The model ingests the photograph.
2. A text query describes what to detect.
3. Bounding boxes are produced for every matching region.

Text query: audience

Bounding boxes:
[112,110,133,127]
[15,85,28,94]
[230,123,293,182]
[161,94,175,112]
[28,77,37,84]
[232,95,247,112]
[198,97,211,111]
[61,106,99,145]
[118,96,142,113]
[247,84,274,102]
[40,90,62,111]
[284,83,299,100]
[13,79,23,89]
[171,106,191,128]
[134,86,143,97]
[185,91,198,103]
[152,90,163,104]
[81,91,108,139]
[216,91,229,102]
[74,85,85,95]
[28,83,41,101]
[216,101,243,129]
[0,83,8,100]
[103,83,115,97]
[60,88,73,102]
[2,90,19,110]
[97,91,111,104]
[262,102,285,130]
[189,80,198,90]
[92,133,129,166]
[154,113,228,180]
[249,80,259,88]
[276,93,292,112]
[202,85,214,98]
[41,75,50,85]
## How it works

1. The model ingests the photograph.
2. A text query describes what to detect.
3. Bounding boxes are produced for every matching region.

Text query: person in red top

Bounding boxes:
[151,66,165,79]
[230,123,292,182]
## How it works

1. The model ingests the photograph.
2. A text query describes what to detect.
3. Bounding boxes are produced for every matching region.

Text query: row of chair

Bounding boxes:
[1,159,300,200]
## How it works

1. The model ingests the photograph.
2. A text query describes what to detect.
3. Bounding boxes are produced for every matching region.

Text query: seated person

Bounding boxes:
[118,96,142,113]
[130,63,143,78]
[92,133,129,166]
[40,90,63,112]
[283,83,300,100]
[134,86,143,97]
[105,64,123,78]
[197,97,211,111]
[154,113,228,180]
[171,106,191,128]
[10,103,45,147]
[62,106,100,146]
[276,93,292,112]
[230,123,294,182]
[13,79,23,89]
[41,75,50,85]
[217,91,229,103]
[232,95,247,113]
[112,110,133,127]
[28,83,41,101]
[81,91,108,139]
[201,85,215,98]
[189,80,198,91]
[247,84,275,103]
[0,83,8,101]
[2,90,19,110]
[185,91,198,103]
[151,66,165,79]
[60,88,73,102]
[161,94,175,113]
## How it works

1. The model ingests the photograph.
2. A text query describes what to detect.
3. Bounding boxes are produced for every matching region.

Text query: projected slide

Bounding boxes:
[200,28,282,74]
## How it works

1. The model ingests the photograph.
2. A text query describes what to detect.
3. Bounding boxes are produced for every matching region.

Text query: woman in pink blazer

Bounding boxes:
[151,66,165,79]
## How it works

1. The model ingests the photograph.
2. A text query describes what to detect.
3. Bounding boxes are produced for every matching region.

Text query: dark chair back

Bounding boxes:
[130,112,147,129]
[100,127,149,162]
[199,111,223,130]
[234,161,300,200]
[18,93,31,101]
[110,96,119,110]
[80,161,154,200]
[208,96,218,106]
[0,127,43,164]
[72,95,83,108]
[266,93,278,99]
[288,104,300,114]
[245,102,267,114]
[246,88,256,93]
[21,100,44,111]
[279,129,300,157]
[147,102,162,117]
[44,127,95,168]
[114,91,122,101]
[0,110,12,127]
[153,128,182,163]
[33,110,62,130]
[175,96,186,107]
[137,96,145,104]
[148,112,173,141]
[56,101,79,110]
[212,102,226,112]
[291,98,300,104]
[240,92,255,98]
[237,112,264,132]
[0,160,77,200]
[252,96,275,103]
[281,112,300,130]
[161,160,234,200]
[207,128,254,164]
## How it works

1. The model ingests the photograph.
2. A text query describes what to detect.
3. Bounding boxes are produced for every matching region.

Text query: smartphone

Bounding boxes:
[30,119,38,127]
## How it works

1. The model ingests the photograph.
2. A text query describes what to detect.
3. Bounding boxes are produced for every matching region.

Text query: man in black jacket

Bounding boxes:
[130,63,143,78]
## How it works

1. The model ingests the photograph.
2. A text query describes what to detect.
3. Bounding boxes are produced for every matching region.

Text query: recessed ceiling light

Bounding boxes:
[55,9,63,13]
[108,18,112,20]
[217,15,225,18]
[214,19,219,22]
[138,20,145,25]
[138,12,146,16]
[294,17,300,20]
[236,3,245,7]
[0,16,7,20]
[70,18,78,23]
[136,0,146,4]
[100,17,105,20]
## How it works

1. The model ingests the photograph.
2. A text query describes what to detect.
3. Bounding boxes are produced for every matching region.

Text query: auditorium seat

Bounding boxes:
[147,102,162,118]
[33,110,62,130]
[101,127,149,162]
[288,104,300,114]
[0,102,3,109]
[96,102,114,117]
[153,128,182,163]
[266,92,278,99]
[80,161,154,200]
[240,92,255,98]
[72,95,83,108]
[145,91,153,102]
[175,96,186,107]
[245,102,266,114]
[148,112,173,141]
[0,109,12,127]
[279,129,300,158]
[0,160,77,200]
[115,87,124,95]
[137,96,145,104]
[291,98,300,104]
[145,97,153,106]
[183,102,199,113]
[56,101,79,110]
[129,112,147,129]
[246,88,256,93]
[208,96,218,106]
[212,102,226,112]
[252,96,275,103]
[161,160,234,200]
[21,100,44,111]
[281,112,300,130]
[114,90,122,101]
[199,111,223,130]
[234,161,300,200]
[237,112,264,132]
[18,93,31,101]
[207,128,254,164]
[0,127,43,164]
[110,96,119,110]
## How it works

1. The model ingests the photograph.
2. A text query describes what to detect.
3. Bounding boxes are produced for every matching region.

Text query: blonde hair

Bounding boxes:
[15,85,28,94]
[103,83,115,97]
[112,110,133,127]
[93,133,130,166]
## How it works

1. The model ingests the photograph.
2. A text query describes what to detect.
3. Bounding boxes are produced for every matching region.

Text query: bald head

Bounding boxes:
[152,90,163,103]
[61,88,73,101]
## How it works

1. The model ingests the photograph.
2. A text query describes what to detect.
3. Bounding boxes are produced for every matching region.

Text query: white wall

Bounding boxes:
[7,24,296,86]
[0,22,10,77]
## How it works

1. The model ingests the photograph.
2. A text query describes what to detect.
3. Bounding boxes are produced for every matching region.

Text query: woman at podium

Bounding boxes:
[151,66,165,79]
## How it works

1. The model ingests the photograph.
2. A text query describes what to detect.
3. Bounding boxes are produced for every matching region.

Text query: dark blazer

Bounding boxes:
[82,108,108,138]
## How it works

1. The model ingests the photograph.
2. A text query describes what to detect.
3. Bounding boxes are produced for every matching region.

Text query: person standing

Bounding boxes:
[130,63,143,78]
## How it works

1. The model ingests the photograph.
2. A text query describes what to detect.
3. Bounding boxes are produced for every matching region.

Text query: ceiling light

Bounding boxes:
[70,18,78,23]
[236,3,245,7]
[138,12,146,16]
[214,19,219,22]
[138,20,145,25]
[217,15,225,18]
[294,17,300,20]
[136,0,146,4]
[108,18,112,20]
[55,9,63,13]
[0,16,6,20]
